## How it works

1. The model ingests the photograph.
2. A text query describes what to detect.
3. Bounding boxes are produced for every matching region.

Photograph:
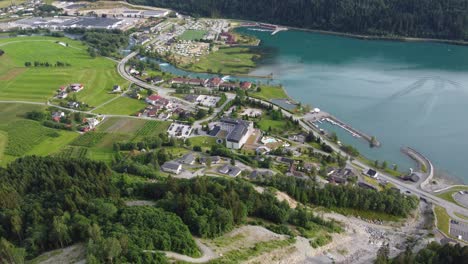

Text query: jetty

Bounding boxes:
[304,111,381,147]
[240,22,288,35]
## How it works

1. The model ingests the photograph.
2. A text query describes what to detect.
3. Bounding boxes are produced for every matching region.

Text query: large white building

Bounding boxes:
[218,118,254,149]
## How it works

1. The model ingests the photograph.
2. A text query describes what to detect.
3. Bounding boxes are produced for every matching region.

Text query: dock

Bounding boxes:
[304,111,381,147]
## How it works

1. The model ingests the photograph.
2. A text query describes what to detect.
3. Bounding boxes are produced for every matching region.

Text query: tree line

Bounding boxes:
[252,173,419,217]
[64,28,128,57]
[0,156,197,263]
[128,0,468,40]
[24,61,71,67]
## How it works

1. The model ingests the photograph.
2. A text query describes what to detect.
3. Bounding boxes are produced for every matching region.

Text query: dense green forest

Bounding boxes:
[128,0,468,40]
[0,156,341,262]
[64,28,128,56]
[0,156,194,263]
[375,241,468,264]
[252,174,419,217]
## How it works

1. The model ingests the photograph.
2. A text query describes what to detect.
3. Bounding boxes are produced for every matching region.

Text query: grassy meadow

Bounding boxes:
[183,47,258,75]
[0,36,128,106]
[92,96,146,115]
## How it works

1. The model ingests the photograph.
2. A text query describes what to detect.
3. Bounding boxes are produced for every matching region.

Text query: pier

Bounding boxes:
[304,111,381,147]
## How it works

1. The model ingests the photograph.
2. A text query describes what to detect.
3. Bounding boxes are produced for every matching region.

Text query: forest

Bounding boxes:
[128,0,468,40]
[0,156,341,263]
[252,174,419,217]
[64,28,128,57]
[375,241,468,264]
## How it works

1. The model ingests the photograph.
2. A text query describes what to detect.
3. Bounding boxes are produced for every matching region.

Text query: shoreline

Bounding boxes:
[234,20,468,47]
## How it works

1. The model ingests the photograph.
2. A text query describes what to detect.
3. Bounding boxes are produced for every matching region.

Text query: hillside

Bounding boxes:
[128,0,468,40]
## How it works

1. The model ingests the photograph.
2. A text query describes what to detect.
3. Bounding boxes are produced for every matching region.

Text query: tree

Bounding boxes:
[51,215,70,248]
[104,237,122,264]
[381,161,388,170]
[375,243,390,264]
[0,238,25,264]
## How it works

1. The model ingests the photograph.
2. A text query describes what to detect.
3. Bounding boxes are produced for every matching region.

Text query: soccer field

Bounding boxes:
[0,36,129,106]
[178,29,208,40]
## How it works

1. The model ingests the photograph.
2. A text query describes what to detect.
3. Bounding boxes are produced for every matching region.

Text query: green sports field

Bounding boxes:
[0,36,129,106]
[178,29,208,41]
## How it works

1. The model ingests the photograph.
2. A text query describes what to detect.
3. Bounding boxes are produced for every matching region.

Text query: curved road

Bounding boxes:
[144,239,218,263]
[116,49,468,223]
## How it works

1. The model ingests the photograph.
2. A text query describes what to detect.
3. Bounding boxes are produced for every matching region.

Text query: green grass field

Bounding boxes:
[434,205,450,236]
[0,0,26,8]
[178,29,208,41]
[184,47,258,75]
[436,186,468,206]
[92,96,146,115]
[252,85,288,100]
[189,136,218,151]
[0,36,128,106]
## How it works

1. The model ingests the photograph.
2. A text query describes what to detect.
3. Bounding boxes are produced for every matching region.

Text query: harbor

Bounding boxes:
[304,109,381,147]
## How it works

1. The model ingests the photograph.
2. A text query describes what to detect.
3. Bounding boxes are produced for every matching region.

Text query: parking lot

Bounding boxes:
[450,220,468,242]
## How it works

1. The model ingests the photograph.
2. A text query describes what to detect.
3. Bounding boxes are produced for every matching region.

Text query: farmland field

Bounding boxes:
[92,96,146,115]
[98,117,148,134]
[134,120,170,140]
[55,146,89,159]
[4,120,59,156]
[70,132,107,147]
[0,36,128,106]
[178,29,208,40]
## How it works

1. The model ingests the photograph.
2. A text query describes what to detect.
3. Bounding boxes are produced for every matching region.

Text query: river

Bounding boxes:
[235,27,468,183]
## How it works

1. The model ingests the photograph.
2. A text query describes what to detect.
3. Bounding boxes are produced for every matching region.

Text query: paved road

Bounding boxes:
[115,44,468,224]
[245,97,468,222]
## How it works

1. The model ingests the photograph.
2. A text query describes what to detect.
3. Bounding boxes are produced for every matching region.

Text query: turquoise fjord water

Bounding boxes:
[236,27,468,183]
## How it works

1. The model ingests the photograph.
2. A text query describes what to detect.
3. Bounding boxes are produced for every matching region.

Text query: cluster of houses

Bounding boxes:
[55,83,84,99]
[49,110,101,132]
[161,152,241,176]
[171,77,252,90]
[0,0,43,19]
[219,31,236,45]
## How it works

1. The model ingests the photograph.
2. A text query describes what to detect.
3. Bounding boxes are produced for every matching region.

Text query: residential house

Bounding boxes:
[145,95,172,108]
[161,161,182,175]
[51,111,65,122]
[219,82,239,90]
[240,81,252,90]
[86,118,100,129]
[112,85,121,93]
[205,77,223,88]
[67,101,80,108]
[179,153,195,165]
[218,164,242,177]
[365,168,379,178]
[70,83,84,92]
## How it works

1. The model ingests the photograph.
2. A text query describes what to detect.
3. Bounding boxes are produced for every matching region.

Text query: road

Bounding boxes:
[144,239,217,263]
[245,97,468,222]
[115,35,468,223]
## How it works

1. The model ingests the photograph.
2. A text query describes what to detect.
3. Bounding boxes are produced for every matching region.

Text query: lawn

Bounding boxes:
[183,47,259,75]
[251,85,288,100]
[436,186,468,206]
[189,136,218,151]
[92,96,146,115]
[178,29,208,41]
[434,205,450,236]
[0,36,128,106]
[257,115,297,133]
[0,0,25,8]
